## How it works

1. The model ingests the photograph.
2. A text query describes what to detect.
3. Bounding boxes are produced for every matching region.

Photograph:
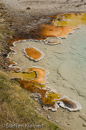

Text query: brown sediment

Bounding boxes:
[7,31,34,47]
[26,67,48,85]
[24,47,44,61]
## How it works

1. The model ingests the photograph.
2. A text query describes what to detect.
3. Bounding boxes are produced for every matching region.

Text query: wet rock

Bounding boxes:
[47,115,50,119]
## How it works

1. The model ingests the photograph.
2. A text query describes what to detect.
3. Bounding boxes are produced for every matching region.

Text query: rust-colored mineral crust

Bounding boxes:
[29,24,77,40]
[17,79,47,97]
[24,47,45,61]
[26,67,49,84]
